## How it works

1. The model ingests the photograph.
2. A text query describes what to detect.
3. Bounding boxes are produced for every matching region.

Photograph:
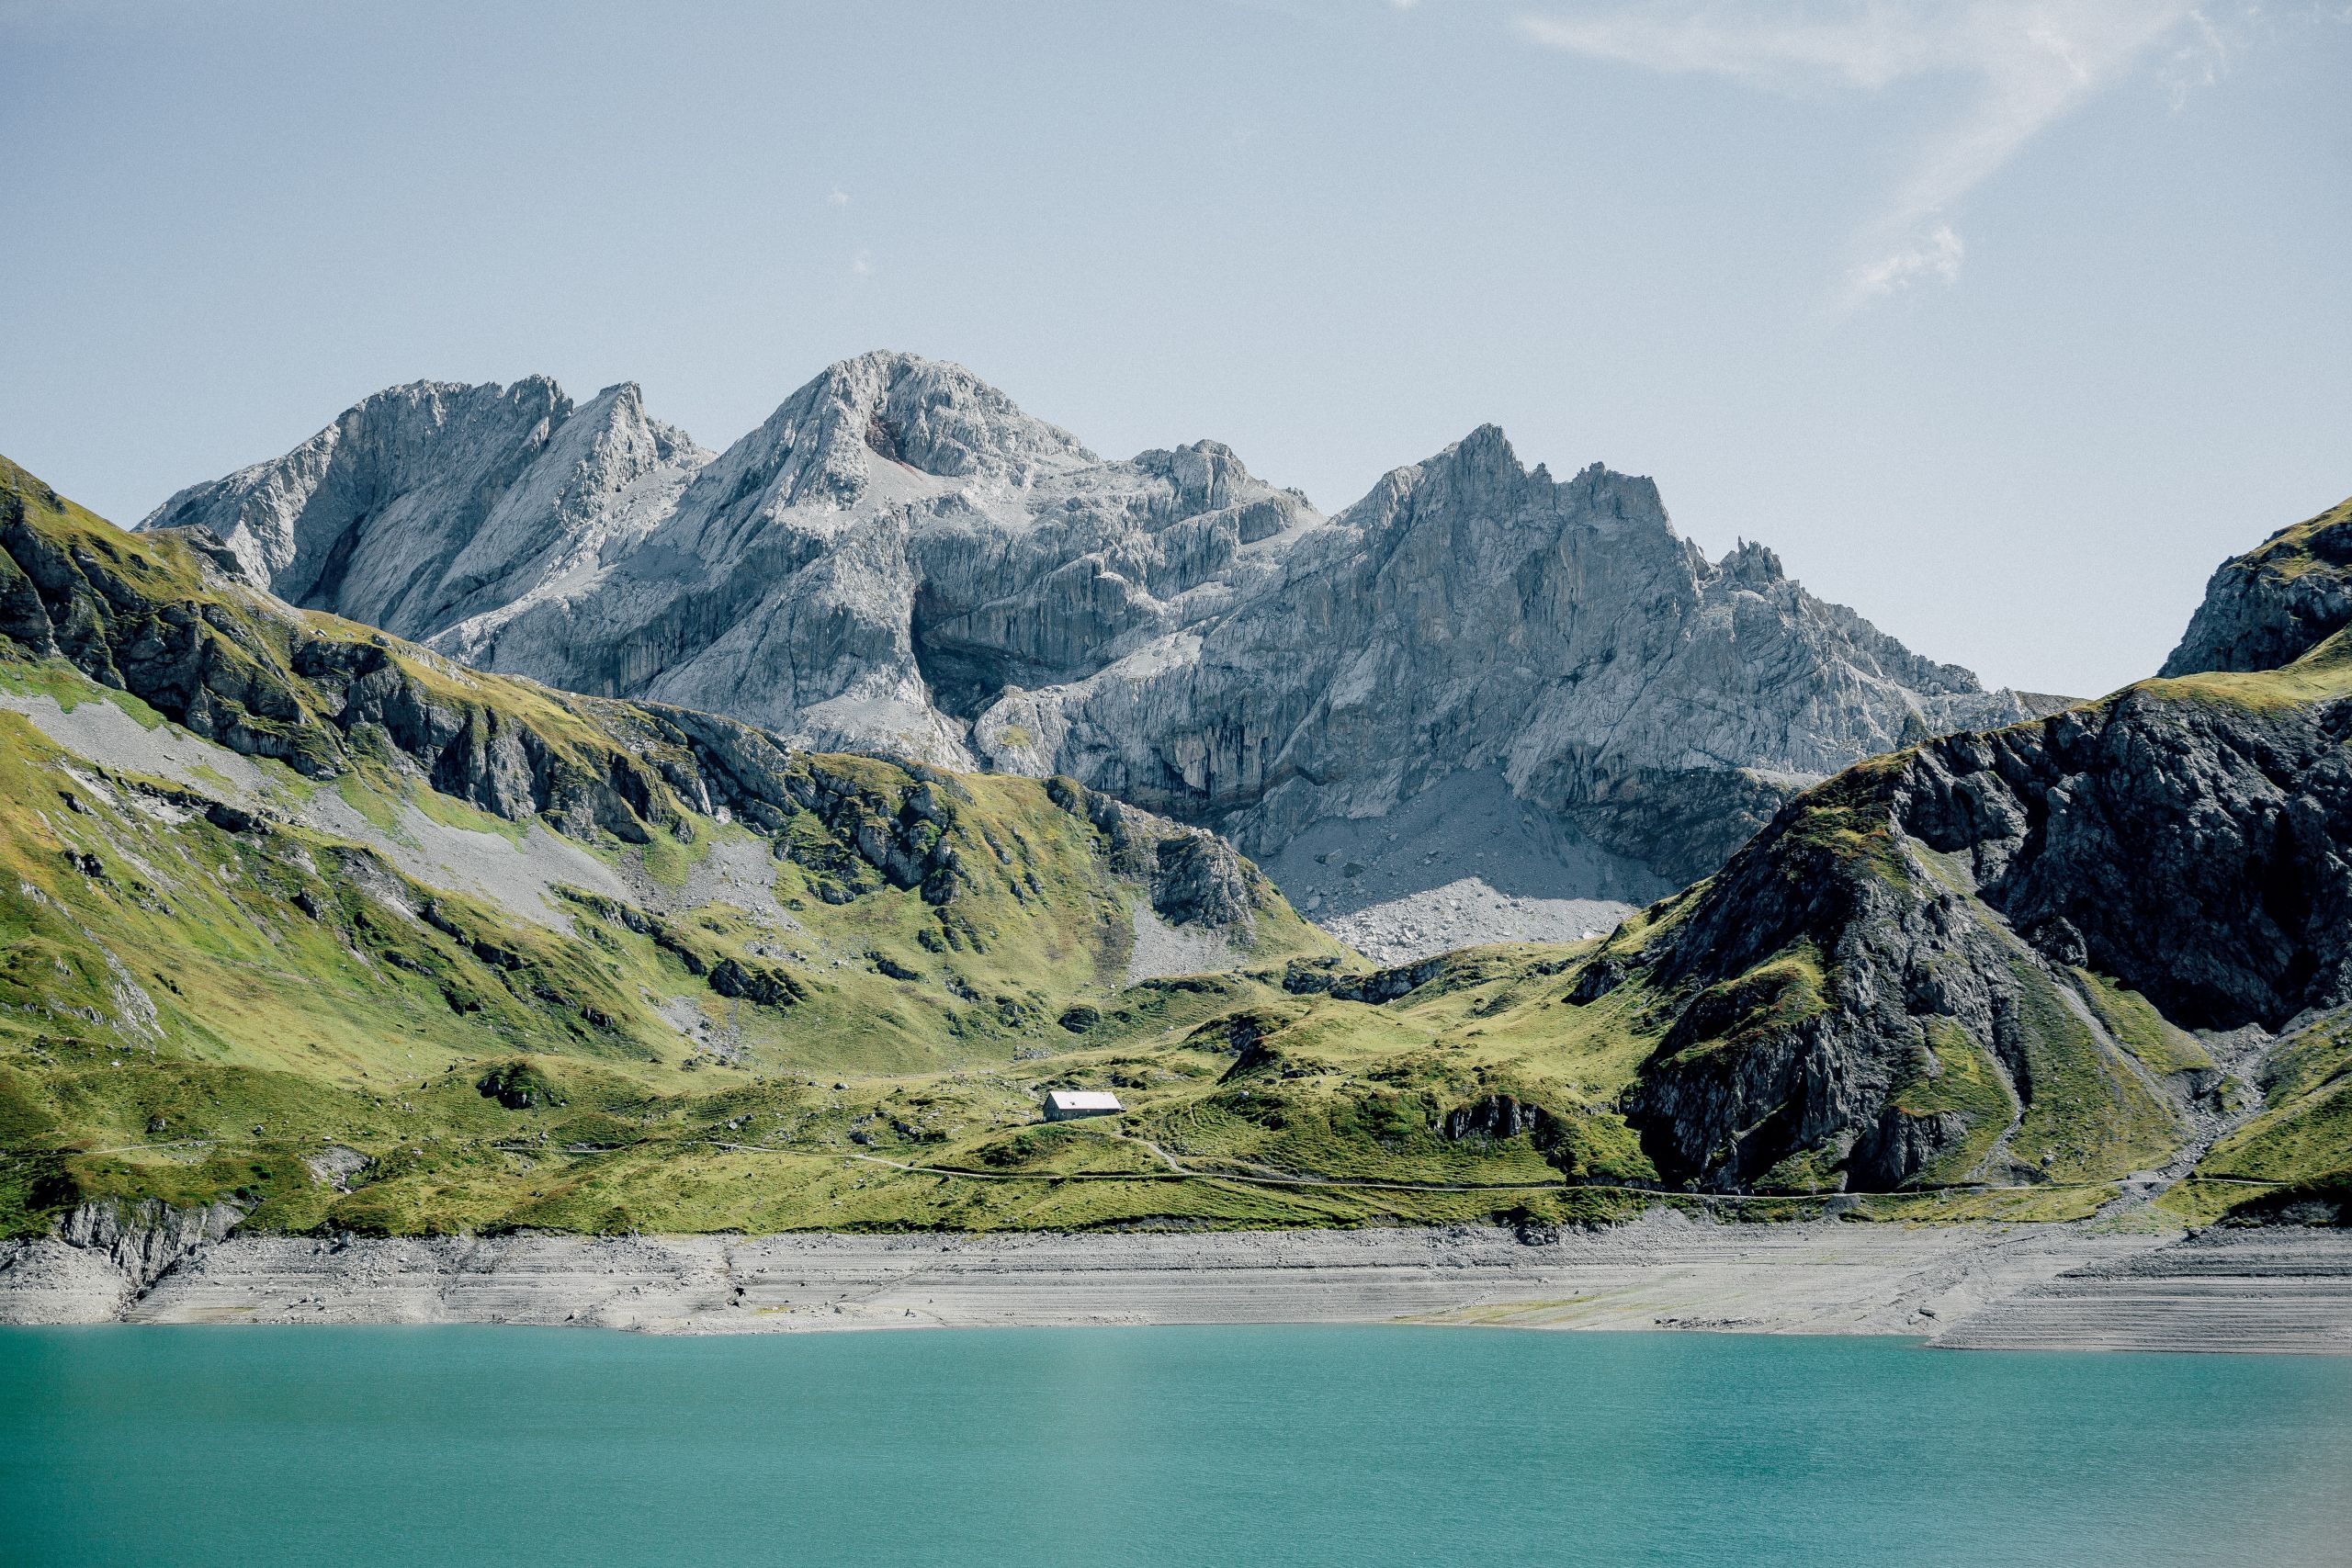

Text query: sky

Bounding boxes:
[2,0,2346,698]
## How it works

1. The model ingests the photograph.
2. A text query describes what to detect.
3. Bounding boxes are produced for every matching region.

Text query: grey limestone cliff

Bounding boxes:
[975,423,2040,890]
[145,378,708,646]
[147,352,2050,916]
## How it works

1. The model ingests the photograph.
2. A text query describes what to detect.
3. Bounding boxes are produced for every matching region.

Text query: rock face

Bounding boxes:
[1045,774,1263,933]
[146,352,2049,900]
[54,1196,247,1291]
[0,1197,251,1326]
[1608,496,2352,1193]
[980,426,2045,891]
[144,379,707,645]
[2163,495,2352,677]
[1899,687,2352,1032]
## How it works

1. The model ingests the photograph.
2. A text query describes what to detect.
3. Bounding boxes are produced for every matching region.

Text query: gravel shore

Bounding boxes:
[6,1215,2348,1352]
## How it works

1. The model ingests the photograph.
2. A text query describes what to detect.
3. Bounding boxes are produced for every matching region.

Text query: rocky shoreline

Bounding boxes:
[5,1213,2346,1353]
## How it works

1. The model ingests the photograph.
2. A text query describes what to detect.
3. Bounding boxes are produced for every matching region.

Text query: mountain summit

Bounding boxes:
[147,352,2052,941]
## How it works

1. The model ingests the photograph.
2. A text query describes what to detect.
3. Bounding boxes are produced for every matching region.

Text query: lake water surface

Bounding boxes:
[3,1325,2347,1567]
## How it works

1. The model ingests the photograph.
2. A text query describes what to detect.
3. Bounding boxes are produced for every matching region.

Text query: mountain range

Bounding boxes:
[1,434,2346,1278]
[144,353,2059,954]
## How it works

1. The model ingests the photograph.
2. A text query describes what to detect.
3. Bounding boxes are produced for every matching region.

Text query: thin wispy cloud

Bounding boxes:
[1850,220,1962,296]
[1516,2,2220,307]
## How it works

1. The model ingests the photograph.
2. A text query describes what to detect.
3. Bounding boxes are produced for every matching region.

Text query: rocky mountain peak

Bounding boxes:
[1716,538,1785,589]
[832,349,1095,481]
[586,380,701,461]
[141,373,709,643]
[1341,423,1516,526]
[143,378,557,595]
[2162,492,2352,677]
[775,349,1094,492]
[146,355,2056,946]
[650,352,1100,562]
[1126,440,1261,517]
[1340,428,1670,554]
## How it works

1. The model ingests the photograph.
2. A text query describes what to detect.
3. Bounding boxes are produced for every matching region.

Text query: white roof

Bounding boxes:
[1045,1090,1124,1111]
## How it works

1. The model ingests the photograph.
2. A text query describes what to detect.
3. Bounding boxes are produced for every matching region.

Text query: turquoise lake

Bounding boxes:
[4,1326,2348,1566]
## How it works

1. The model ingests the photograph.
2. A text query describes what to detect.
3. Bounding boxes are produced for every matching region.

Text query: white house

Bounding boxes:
[1043,1089,1123,1122]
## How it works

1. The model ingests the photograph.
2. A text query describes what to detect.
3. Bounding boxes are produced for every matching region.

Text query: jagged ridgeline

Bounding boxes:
[141,353,2055,910]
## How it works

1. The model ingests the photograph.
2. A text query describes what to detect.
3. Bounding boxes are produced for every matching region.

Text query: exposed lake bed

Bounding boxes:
[6,1214,2348,1354]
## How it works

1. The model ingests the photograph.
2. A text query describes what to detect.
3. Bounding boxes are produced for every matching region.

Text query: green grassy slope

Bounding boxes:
[0,457,1397,1235]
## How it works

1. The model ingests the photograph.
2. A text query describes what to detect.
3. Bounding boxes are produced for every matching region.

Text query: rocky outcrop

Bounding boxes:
[53,1196,248,1292]
[707,956,808,1008]
[1613,554,2352,1191]
[1329,955,1447,1005]
[2163,495,2352,677]
[1894,681,2352,1031]
[1440,1094,1558,1143]
[476,1059,567,1110]
[143,355,2050,900]
[1150,832,1254,931]
[1046,774,1263,931]
[1619,761,2051,1190]
[0,1195,248,1324]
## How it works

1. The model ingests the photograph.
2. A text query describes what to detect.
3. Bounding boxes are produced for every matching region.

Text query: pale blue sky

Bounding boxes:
[3,0,2346,696]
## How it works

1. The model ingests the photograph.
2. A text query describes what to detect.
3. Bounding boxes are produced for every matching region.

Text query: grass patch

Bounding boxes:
[2005,960,2182,1181]
[1888,1019,2016,1186]
[412,783,529,847]
[1846,1184,2117,1224]
[2068,969,2213,1077]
